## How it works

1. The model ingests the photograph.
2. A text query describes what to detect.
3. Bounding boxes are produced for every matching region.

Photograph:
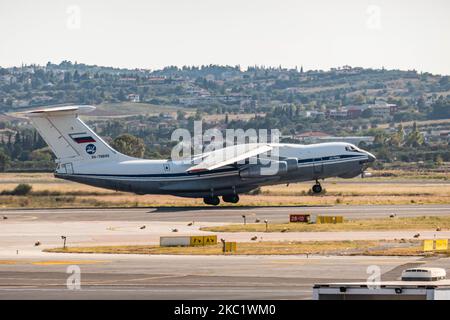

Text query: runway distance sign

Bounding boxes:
[289,214,310,223]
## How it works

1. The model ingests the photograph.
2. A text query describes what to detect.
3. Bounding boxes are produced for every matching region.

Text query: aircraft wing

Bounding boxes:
[186,144,273,172]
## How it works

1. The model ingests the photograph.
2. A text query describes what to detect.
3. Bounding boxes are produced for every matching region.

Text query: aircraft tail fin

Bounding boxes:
[24,105,131,163]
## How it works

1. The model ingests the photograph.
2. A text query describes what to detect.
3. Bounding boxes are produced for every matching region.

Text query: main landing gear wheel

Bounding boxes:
[312,182,322,194]
[203,196,220,206]
[222,194,240,204]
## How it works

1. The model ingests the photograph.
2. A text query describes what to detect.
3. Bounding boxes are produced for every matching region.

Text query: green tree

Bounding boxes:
[12,183,32,195]
[111,134,146,158]
[430,96,450,119]
[389,124,404,147]
[405,122,424,147]
[435,154,444,166]
[0,150,10,171]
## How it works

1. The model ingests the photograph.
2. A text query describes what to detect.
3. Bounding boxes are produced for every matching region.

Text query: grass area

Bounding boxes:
[44,240,430,256]
[260,182,450,197]
[200,216,450,233]
[0,195,112,208]
[377,118,450,130]
[202,113,266,123]
[2,193,449,208]
[88,102,190,118]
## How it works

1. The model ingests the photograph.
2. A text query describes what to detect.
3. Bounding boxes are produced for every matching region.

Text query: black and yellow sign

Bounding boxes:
[190,235,217,246]
[316,216,344,224]
[423,239,448,251]
[224,242,237,253]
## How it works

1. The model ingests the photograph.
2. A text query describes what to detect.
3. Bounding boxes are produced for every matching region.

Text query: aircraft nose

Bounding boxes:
[366,151,376,163]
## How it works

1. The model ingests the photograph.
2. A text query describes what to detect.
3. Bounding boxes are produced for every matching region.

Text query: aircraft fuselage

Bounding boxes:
[55,142,375,198]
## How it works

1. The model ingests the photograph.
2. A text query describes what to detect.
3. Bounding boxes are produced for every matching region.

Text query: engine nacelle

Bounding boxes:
[239,160,288,178]
[285,158,298,172]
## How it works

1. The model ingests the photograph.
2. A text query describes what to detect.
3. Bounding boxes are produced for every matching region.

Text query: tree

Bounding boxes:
[63,71,72,83]
[111,134,146,158]
[0,150,10,171]
[389,124,404,147]
[417,96,426,112]
[361,108,373,118]
[405,122,424,147]
[373,132,387,146]
[177,110,186,120]
[435,154,444,166]
[30,148,53,161]
[430,96,450,119]
[12,183,32,195]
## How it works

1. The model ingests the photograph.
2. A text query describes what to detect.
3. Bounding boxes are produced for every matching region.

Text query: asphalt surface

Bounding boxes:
[1,254,443,299]
[2,204,450,222]
[1,204,450,300]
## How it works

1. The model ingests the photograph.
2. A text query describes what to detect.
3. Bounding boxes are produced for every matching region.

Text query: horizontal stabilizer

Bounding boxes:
[23,105,95,117]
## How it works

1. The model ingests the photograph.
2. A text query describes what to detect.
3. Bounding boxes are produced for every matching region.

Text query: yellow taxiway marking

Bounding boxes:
[31,260,110,266]
[0,260,18,265]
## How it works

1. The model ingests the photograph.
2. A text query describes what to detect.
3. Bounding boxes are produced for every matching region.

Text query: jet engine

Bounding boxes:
[239,158,298,179]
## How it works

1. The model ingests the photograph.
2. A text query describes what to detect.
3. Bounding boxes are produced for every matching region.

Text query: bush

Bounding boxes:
[246,187,262,195]
[12,184,32,196]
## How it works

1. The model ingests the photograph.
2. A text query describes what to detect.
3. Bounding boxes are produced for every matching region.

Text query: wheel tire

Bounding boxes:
[210,196,220,206]
[204,196,220,206]
[312,184,322,194]
[223,195,239,204]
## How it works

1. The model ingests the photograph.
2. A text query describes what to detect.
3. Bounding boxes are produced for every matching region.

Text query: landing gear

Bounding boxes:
[222,194,240,204]
[312,181,322,194]
[203,196,220,206]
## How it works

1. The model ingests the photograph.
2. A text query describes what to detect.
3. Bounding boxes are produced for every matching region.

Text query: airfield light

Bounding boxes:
[61,236,67,249]
[242,215,246,225]
[264,220,268,232]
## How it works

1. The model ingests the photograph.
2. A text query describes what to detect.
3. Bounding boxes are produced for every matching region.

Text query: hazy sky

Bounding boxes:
[1,0,449,74]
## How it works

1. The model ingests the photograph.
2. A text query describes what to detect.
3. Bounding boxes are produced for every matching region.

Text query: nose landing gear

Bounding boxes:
[312,180,322,194]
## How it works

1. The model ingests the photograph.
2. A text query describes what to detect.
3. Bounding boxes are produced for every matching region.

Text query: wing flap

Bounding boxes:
[187,144,272,172]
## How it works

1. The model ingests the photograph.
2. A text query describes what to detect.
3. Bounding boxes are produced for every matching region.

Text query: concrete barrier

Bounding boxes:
[160,236,191,247]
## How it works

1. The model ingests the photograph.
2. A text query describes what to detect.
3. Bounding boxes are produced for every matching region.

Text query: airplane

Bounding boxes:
[23,105,376,206]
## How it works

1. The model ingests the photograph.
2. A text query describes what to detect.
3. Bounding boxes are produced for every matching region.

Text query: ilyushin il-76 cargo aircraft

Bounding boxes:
[24,105,375,205]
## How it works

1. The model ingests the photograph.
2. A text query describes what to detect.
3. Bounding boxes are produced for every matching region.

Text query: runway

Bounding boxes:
[2,204,450,222]
[1,204,450,299]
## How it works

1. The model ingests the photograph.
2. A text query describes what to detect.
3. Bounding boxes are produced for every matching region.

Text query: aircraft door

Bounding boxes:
[62,163,74,174]
[313,158,323,175]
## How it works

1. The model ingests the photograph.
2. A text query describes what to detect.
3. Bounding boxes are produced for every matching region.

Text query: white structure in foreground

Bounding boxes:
[313,268,450,300]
